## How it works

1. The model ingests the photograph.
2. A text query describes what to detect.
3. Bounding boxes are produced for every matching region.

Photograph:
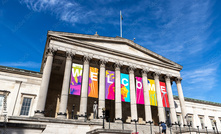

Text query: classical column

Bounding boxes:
[98,59,107,118]
[142,69,152,122]
[115,63,122,122]
[129,66,138,122]
[175,77,187,124]
[79,55,91,119]
[57,52,74,119]
[153,72,165,123]
[165,75,177,124]
[35,48,55,117]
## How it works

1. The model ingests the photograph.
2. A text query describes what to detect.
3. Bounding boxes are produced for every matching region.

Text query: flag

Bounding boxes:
[121,14,123,20]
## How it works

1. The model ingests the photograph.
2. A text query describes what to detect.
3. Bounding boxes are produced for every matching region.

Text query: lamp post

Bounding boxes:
[213,120,219,134]
[84,112,87,122]
[205,126,208,134]
[178,122,182,134]
[184,118,192,134]
[197,126,200,134]
[172,122,178,130]
[146,121,153,134]
[131,119,138,133]
[71,104,75,119]
[102,108,105,129]
[107,116,110,129]
[213,127,216,134]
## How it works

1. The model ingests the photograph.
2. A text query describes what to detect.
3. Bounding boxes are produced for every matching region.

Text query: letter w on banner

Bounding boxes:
[69,63,83,95]
[160,82,170,107]
[88,67,99,98]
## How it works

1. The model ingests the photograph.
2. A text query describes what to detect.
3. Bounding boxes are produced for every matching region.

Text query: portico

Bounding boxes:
[34,31,187,125]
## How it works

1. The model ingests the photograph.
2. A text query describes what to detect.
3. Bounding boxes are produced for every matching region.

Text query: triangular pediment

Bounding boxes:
[47,31,182,70]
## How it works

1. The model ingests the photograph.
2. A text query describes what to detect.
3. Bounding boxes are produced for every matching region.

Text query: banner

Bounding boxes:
[88,67,99,98]
[136,77,144,104]
[69,63,83,95]
[148,79,157,106]
[121,73,130,102]
[105,70,115,100]
[160,82,170,107]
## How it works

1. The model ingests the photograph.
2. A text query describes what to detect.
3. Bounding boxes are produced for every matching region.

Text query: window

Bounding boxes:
[0,95,3,114]
[187,115,193,127]
[199,116,204,129]
[20,97,32,116]
[177,114,181,124]
[210,118,215,127]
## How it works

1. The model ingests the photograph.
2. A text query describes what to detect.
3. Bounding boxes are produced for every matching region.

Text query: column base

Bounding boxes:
[34,110,45,117]
[115,118,122,123]
[57,112,67,119]
[78,114,87,121]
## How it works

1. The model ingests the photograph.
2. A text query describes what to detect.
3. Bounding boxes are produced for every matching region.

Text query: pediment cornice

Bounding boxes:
[46,31,183,71]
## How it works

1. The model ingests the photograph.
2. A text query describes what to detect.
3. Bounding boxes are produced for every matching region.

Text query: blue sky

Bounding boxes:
[0,0,221,103]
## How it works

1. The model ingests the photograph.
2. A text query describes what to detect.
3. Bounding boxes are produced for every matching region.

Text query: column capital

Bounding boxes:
[153,71,161,79]
[83,55,92,63]
[141,67,149,75]
[128,65,136,73]
[99,58,108,67]
[164,74,172,79]
[66,51,75,59]
[47,47,57,56]
[175,77,182,83]
[114,61,123,70]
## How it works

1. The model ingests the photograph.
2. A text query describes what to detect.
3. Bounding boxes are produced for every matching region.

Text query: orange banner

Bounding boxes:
[88,67,99,98]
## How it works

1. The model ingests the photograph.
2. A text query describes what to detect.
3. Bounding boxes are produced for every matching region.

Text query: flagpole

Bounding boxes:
[120,10,122,37]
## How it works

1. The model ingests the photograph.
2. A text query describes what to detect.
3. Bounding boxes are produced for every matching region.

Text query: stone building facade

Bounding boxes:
[0,31,220,134]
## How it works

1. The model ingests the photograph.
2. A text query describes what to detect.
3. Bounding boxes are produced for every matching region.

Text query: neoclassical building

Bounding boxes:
[0,31,220,134]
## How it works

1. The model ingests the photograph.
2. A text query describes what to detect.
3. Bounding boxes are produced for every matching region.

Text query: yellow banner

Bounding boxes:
[148,79,157,106]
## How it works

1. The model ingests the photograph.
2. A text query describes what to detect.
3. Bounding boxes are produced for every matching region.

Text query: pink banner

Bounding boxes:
[136,77,144,104]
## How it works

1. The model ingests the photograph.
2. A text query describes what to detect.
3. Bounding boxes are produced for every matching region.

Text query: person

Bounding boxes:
[93,101,98,119]
[161,122,167,134]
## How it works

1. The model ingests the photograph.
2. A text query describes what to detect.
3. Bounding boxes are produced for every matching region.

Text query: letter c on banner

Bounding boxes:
[122,78,128,86]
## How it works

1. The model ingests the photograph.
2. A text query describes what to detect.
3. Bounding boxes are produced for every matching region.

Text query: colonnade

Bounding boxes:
[34,48,187,125]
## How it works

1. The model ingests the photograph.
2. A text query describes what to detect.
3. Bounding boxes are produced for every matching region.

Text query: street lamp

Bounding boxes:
[146,121,153,134]
[71,104,75,119]
[213,127,216,134]
[213,120,219,134]
[131,119,138,133]
[178,122,182,134]
[197,126,200,134]
[102,108,105,129]
[205,126,208,134]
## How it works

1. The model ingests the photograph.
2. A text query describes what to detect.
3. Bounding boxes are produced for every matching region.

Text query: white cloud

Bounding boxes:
[182,64,218,92]
[20,0,116,25]
[0,61,41,69]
